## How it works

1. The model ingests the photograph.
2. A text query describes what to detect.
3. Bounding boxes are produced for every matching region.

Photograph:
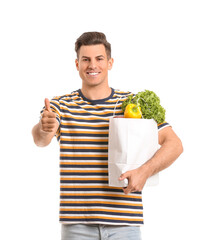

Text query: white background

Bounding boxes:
[0,0,208,239]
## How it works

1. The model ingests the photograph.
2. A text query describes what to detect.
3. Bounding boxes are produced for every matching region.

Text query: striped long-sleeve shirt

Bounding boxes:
[42,88,169,226]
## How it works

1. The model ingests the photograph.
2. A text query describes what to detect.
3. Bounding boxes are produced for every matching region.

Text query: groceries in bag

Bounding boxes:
[108,90,166,187]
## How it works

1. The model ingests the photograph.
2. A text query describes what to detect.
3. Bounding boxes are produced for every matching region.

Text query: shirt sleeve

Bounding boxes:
[157,122,171,131]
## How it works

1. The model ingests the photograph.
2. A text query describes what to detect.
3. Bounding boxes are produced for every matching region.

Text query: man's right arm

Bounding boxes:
[32,98,59,147]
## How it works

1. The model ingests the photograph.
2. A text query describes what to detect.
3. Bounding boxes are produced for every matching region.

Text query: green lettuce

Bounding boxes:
[121,90,166,124]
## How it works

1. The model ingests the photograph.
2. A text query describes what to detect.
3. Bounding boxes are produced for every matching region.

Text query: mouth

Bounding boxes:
[87,72,100,76]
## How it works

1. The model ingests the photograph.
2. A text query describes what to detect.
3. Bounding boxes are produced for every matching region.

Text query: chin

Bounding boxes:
[84,79,105,87]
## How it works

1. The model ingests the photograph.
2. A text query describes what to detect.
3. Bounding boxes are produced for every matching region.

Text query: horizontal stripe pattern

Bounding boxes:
[46,88,169,226]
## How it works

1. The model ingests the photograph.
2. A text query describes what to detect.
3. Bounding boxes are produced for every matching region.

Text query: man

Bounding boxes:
[32,32,183,240]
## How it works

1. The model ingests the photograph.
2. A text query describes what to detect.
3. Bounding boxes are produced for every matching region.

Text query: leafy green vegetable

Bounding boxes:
[121,90,166,123]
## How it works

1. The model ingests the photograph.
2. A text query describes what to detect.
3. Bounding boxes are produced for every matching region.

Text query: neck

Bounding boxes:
[81,84,112,101]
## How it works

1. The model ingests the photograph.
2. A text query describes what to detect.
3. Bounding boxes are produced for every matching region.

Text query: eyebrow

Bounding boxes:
[96,55,105,58]
[81,55,105,59]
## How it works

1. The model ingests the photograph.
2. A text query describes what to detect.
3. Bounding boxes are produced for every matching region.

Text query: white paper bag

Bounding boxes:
[108,118,159,187]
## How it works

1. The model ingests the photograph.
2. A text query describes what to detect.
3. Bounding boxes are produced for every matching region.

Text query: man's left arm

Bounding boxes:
[119,126,183,194]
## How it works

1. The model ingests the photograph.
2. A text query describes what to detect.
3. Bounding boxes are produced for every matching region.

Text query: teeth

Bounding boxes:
[88,72,99,75]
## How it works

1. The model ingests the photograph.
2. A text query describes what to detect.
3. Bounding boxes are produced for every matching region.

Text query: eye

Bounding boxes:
[83,58,89,62]
[97,57,104,61]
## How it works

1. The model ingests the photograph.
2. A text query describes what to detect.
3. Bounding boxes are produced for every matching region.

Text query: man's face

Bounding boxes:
[75,44,114,88]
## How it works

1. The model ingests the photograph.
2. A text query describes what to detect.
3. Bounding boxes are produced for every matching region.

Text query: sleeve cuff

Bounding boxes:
[157,122,171,131]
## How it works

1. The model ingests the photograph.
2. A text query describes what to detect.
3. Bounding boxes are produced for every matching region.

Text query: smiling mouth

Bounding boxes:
[87,72,100,76]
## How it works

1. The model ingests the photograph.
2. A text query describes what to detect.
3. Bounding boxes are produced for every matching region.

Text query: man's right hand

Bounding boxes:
[40,98,57,133]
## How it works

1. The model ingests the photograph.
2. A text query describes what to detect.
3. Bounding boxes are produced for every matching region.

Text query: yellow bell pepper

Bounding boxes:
[124,104,142,118]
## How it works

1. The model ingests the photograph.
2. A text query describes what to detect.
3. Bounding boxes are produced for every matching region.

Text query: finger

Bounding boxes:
[41,118,57,126]
[41,123,56,131]
[119,172,129,181]
[123,186,133,195]
[42,125,56,130]
[42,128,54,133]
[42,111,56,119]
[45,98,52,112]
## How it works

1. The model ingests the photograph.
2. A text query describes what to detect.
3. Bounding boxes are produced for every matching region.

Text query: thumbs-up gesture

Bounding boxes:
[41,98,57,133]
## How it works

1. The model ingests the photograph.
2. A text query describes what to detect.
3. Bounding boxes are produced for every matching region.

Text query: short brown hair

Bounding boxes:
[75,32,111,59]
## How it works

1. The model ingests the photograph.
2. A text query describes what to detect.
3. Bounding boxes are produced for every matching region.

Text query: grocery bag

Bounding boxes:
[108,118,159,187]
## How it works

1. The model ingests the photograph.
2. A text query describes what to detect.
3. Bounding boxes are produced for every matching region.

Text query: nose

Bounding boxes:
[88,59,97,69]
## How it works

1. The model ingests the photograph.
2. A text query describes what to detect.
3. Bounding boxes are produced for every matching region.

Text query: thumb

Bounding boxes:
[45,98,52,112]
[119,171,129,181]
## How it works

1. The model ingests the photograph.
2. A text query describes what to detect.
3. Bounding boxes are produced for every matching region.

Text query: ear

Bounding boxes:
[108,58,114,70]
[75,59,79,71]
